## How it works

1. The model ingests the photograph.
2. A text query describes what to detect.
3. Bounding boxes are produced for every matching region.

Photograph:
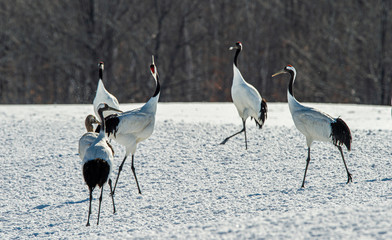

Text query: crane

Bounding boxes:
[221,41,267,149]
[81,103,122,226]
[272,65,352,187]
[104,56,160,195]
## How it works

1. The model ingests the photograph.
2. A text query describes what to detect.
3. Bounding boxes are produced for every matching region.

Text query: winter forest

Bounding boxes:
[0,0,391,105]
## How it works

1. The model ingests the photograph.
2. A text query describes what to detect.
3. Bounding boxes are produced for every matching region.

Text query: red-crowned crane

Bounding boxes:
[220,41,268,149]
[93,62,121,119]
[272,65,352,187]
[81,103,122,226]
[104,56,160,195]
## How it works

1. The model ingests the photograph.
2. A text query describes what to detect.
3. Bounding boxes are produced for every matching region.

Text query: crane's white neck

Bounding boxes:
[142,94,159,114]
[142,69,160,114]
[97,79,108,93]
[287,89,304,114]
[232,64,246,86]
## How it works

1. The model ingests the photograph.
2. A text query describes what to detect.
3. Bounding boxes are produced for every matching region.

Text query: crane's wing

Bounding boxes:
[293,108,334,140]
[116,111,154,135]
[83,140,113,166]
[78,132,98,160]
[232,82,263,118]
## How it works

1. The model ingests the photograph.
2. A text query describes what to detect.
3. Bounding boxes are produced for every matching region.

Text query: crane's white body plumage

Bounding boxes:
[109,96,158,156]
[93,63,120,118]
[79,132,99,161]
[232,64,264,125]
[287,91,334,147]
[83,133,113,170]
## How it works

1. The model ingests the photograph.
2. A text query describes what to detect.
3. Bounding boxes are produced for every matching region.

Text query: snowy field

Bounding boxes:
[1,102,391,239]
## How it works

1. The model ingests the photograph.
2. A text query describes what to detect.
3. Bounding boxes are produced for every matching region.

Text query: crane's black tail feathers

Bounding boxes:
[83,159,110,189]
[331,118,351,151]
[255,98,268,129]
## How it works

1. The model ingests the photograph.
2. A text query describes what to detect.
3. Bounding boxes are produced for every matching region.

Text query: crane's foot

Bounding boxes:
[346,172,353,184]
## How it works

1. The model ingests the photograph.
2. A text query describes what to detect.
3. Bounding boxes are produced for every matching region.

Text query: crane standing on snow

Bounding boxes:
[103,56,160,196]
[272,65,352,188]
[81,103,122,226]
[220,42,268,150]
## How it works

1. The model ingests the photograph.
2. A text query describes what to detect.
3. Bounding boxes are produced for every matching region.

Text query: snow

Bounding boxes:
[0,102,391,239]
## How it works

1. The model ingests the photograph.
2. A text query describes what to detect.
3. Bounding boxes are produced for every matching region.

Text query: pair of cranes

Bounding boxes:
[221,41,352,189]
[78,41,353,226]
[78,56,160,226]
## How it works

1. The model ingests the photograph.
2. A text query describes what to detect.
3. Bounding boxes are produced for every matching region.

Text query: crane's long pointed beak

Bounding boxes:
[151,55,155,65]
[229,46,235,50]
[107,106,123,113]
[272,70,286,77]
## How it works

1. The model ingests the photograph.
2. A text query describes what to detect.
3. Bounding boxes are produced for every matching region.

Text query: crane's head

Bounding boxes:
[98,62,104,70]
[85,114,100,132]
[150,55,158,78]
[229,41,242,51]
[272,65,296,77]
[97,103,122,116]
[86,114,99,124]
[150,55,158,79]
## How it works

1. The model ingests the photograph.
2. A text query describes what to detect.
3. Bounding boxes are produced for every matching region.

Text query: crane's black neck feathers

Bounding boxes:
[233,48,241,67]
[99,67,103,80]
[287,69,295,96]
[97,108,107,133]
[331,118,352,151]
[153,75,160,97]
[83,159,110,189]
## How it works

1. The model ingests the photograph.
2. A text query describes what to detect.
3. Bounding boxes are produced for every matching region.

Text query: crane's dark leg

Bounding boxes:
[86,189,93,226]
[96,186,104,225]
[220,124,245,146]
[338,146,352,184]
[108,179,116,213]
[112,155,128,196]
[301,148,311,188]
[243,120,248,150]
[131,155,142,194]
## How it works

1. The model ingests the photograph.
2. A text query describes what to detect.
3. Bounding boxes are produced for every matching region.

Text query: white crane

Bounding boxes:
[220,41,268,149]
[272,65,352,187]
[104,56,160,195]
[81,103,122,226]
[93,62,120,119]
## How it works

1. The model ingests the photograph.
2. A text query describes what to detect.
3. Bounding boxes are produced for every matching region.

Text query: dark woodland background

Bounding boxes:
[1,0,391,105]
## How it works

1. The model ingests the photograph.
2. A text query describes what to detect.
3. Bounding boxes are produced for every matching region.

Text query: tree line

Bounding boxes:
[0,0,391,105]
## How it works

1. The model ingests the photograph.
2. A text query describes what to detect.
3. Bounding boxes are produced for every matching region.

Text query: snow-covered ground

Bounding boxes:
[0,102,391,239]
